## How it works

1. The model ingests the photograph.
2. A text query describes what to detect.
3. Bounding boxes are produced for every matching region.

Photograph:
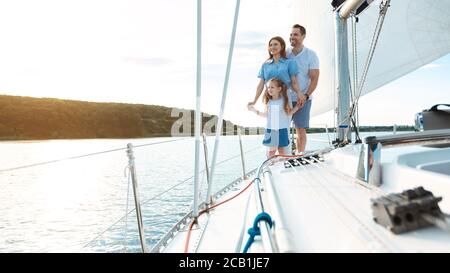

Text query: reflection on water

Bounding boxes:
[0,136,266,252]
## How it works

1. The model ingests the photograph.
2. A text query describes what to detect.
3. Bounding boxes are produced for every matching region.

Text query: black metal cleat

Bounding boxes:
[371,187,445,234]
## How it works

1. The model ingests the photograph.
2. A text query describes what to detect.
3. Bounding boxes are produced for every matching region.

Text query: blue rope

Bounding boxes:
[242,212,273,253]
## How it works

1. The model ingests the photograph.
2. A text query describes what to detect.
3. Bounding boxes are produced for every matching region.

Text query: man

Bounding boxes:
[287,24,320,154]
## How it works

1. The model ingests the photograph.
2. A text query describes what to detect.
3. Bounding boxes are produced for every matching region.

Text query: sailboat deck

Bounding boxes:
[163,178,256,253]
[163,144,450,253]
[268,160,450,252]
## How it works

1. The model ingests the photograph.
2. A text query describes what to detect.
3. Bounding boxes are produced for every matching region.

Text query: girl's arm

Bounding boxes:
[248,104,267,117]
[288,102,302,116]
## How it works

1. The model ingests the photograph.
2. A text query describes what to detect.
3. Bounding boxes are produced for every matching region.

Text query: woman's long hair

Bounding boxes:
[266,36,287,61]
[262,78,290,114]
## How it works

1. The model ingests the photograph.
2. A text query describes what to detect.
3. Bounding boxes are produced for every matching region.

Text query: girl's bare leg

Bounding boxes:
[277,147,286,155]
[267,147,277,158]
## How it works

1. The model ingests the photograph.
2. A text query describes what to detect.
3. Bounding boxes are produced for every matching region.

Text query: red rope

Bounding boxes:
[184,179,254,253]
[183,153,305,252]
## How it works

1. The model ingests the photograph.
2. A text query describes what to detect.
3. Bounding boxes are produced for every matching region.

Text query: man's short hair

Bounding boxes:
[292,24,306,35]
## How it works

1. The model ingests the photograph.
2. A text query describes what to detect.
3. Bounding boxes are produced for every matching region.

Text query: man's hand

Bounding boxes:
[297,94,307,107]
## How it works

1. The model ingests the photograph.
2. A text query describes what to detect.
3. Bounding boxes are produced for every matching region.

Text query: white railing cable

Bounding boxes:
[83,145,263,249]
[0,138,188,174]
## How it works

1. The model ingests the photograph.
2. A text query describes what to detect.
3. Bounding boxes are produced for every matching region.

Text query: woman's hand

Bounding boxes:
[247,104,256,111]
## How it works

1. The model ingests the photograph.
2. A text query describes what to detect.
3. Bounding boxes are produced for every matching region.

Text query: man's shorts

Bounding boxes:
[292,99,312,129]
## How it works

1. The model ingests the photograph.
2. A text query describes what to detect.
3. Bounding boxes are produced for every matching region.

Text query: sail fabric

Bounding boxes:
[291,0,450,116]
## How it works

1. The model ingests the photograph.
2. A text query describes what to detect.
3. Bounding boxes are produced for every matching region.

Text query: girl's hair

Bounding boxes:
[262,78,290,114]
[267,36,287,61]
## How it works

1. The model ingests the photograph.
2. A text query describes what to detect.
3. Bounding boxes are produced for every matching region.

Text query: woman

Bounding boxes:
[247,36,304,110]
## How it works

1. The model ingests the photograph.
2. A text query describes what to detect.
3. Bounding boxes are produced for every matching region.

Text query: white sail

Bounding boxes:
[291,0,450,116]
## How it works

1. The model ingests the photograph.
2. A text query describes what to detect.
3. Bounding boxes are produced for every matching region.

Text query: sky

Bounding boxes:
[0,0,449,128]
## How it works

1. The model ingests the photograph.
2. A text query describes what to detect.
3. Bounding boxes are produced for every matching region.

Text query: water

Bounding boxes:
[0,132,400,252]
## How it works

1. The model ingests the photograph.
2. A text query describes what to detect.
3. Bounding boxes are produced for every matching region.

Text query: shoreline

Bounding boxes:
[0,128,416,142]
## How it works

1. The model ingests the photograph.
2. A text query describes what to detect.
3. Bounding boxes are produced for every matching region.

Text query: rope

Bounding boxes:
[184,177,254,253]
[184,218,197,253]
[141,145,261,206]
[350,0,391,120]
[242,212,273,253]
[352,16,358,103]
[351,16,362,143]
[421,214,450,233]
[331,0,391,142]
[0,138,189,174]
[183,152,330,253]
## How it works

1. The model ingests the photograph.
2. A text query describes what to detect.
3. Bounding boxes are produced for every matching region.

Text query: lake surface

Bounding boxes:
[0,132,399,252]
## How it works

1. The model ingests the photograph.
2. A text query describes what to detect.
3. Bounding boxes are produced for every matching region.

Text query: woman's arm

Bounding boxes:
[248,78,265,107]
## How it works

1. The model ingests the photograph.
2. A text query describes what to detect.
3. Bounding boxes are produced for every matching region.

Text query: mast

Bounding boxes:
[334,0,365,143]
[334,11,351,143]
[193,0,202,218]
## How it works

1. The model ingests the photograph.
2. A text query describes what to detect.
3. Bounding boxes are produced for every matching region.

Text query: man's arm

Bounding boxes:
[306,69,320,97]
[291,75,306,106]
[248,78,265,106]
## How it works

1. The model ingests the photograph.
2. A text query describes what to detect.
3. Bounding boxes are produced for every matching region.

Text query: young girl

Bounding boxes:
[248,78,301,158]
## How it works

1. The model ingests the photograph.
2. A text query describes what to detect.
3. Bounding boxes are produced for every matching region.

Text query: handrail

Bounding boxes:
[262,169,296,252]
[358,129,450,185]
[309,123,334,147]
[364,129,450,147]
[252,175,278,253]
[238,156,288,253]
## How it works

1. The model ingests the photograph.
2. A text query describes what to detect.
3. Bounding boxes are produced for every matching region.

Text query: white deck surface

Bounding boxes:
[163,145,450,253]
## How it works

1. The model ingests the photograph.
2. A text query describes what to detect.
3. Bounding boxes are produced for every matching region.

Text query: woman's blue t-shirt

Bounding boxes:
[257,57,299,89]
